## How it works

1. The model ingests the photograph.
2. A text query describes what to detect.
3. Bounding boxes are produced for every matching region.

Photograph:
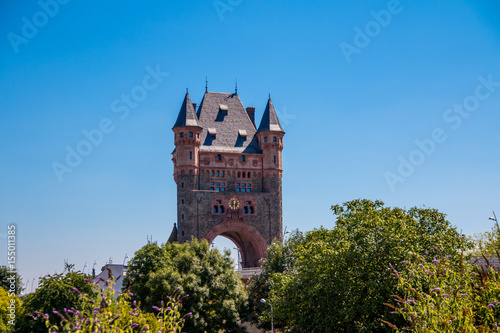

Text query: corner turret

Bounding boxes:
[256,97,284,176]
[172,92,202,182]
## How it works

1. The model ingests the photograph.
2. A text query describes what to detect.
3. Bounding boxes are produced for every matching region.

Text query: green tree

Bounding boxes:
[0,266,23,296]
[473,222,500,256]
[247,229,305,330]
[19,268,94,332]
[265,199,472,332]
[126,238,248,333]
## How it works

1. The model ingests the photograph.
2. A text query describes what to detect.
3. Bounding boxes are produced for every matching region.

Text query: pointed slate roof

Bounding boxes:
[196,92,261,153]
[167,223,178,243]
[257,97,284,133]
[173,92,201,128]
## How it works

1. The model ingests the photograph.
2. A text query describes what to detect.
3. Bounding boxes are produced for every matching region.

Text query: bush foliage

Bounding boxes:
[386,253,500,332]
[40,273,188,333]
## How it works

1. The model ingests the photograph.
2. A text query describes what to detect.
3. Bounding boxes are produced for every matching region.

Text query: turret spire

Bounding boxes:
[173,91,201,128]
[257,96,284,133]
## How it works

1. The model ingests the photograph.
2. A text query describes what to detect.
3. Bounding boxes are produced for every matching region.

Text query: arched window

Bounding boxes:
[243,198,256,215]
[212,198,225,214]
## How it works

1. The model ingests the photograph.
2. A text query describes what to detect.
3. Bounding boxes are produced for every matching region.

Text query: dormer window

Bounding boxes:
[208,128,217,138]
[238,129,247,141]
[219,104,228,116]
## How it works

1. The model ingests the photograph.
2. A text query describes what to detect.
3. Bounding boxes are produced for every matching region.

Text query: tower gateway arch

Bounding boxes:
[168,88,284,269]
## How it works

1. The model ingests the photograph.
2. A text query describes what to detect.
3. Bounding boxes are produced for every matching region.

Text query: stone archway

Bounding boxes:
[205,220,268,268]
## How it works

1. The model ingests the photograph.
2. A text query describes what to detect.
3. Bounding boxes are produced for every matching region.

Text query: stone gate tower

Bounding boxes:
[168,89,284,268]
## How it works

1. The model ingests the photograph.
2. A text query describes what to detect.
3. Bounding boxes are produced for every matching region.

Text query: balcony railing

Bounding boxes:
[236,267,262,278]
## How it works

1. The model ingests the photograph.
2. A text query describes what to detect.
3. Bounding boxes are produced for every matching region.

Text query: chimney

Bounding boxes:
[192,103,197,112]
[246,107,255,127]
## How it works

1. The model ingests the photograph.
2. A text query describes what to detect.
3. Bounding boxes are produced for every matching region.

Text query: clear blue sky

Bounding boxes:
[1,0,499,289]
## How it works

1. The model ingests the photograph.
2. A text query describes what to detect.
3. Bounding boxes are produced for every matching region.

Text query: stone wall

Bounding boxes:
[176,171,282,247]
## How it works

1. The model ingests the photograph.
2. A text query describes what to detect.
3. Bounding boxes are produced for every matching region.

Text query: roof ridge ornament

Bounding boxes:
[235,78,238,94]
[205,76,208,93]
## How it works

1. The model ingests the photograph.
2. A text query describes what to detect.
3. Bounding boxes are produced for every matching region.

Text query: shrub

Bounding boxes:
[38,273,189,332]
[385,252,500,332]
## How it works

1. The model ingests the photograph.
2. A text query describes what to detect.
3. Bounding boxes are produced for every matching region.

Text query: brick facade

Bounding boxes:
[170,91,284,268]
